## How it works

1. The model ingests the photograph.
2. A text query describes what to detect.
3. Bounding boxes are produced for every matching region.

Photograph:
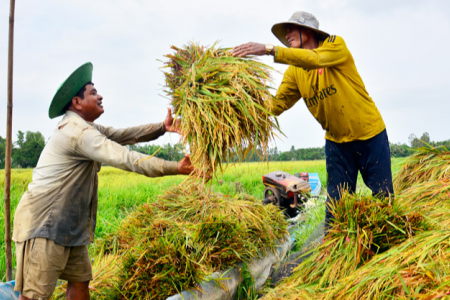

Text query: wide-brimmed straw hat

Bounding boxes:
[271,11,330,47]
[48,62,93,119]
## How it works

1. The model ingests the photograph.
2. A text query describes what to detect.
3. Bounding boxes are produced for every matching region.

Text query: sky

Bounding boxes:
[0,0,449,151]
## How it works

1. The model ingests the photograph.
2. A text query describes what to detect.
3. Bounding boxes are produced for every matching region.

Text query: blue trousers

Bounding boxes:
[325,129,394,229]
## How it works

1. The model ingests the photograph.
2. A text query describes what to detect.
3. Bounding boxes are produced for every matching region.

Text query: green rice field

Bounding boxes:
[0,158,407,282]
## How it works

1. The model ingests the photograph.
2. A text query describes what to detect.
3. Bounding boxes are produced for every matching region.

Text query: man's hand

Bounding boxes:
[177,153,195,175]
[163,107,181,134]
[231,42,266,57]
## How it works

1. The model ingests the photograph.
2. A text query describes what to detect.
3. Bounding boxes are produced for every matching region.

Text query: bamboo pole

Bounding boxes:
[4,0,16,282]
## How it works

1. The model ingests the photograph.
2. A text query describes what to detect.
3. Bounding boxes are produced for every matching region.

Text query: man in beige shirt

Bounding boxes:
[13,62,193,300]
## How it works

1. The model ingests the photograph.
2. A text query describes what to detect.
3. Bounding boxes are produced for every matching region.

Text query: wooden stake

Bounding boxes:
[4,0,15,282]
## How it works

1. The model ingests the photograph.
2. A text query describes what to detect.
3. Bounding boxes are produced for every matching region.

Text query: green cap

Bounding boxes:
[48,62,93,119]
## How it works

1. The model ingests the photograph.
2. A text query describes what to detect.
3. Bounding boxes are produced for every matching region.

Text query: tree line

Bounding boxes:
[0,131,45,169]
[1,131,448,169]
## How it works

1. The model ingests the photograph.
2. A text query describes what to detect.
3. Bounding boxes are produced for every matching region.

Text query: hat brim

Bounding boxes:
[271,22,330,47]
[48,62,93,119]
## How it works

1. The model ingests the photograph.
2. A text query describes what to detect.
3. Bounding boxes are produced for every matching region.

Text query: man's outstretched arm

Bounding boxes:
[93,107,181,145]
[76,126,194,177]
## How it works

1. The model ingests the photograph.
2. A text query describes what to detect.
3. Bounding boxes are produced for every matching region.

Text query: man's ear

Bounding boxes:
[71,97,83,111]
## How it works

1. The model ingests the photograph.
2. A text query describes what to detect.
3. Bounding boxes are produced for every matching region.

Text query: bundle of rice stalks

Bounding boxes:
[163,42,282,179]
[324,230,450,299]
[262,193,427,299]
[327,193,428,257]
[100,184,288,299]
[396,178,450,230]
[264,230,450,300]
[394,146,450,193]
[51,253,122,300]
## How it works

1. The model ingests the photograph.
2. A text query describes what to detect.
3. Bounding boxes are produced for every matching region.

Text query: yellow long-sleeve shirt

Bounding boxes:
[271,35,385,143]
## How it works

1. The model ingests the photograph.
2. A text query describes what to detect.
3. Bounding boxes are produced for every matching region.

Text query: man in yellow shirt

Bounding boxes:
[233,11,393,231]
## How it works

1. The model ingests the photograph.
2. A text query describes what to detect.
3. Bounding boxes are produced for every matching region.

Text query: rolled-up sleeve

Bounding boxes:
[92,122,166,145]
[76,127,178,177]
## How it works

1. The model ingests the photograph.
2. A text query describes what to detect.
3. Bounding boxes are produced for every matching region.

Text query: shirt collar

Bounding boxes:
[58,110,92,127]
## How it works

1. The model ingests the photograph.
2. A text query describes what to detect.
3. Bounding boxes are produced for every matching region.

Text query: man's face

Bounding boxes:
[285,25,302,48]
[78,84,104,122]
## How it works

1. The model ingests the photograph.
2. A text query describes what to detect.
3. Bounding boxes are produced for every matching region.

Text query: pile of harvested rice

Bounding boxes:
[116,185,287,298]
[325,230,450,299]
[52,184,288,299]
[163,42,283,180]
[396,178,450,230]
[263,146,450,299]
[394,146,450,193]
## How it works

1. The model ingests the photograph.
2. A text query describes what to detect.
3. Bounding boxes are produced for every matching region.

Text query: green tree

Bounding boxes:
[12,131,45,168]
[0,136,6,169]
[431,140,450,149]
[128,143,185,161]
[420,132,430,144]
[408,133,416,147]
[389,143,414,157]
[16,130,24,148]
[409,132,432,148]
[269,147,280,161]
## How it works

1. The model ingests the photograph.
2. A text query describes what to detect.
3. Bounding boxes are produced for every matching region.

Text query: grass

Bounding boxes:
[0,157,406,282]
[291,197,326,251]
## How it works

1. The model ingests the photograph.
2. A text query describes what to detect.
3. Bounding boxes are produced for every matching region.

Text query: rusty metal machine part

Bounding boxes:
[263,186,281,206]
[263,171,310,196]
[262,171,311,217]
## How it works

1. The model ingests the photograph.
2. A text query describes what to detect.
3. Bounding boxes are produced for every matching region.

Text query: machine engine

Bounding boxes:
[262,171,311,218]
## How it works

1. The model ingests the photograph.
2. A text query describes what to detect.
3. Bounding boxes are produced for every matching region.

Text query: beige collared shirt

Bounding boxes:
[13,111,178,246]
